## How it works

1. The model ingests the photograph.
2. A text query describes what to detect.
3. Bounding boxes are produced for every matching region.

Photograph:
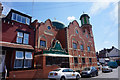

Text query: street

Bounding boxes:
[93,66,119,78]
[39,66,120,80]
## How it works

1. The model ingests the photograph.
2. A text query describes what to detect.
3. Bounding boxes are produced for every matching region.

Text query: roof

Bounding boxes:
[52,20,65,29]
[7,9,32,19]
[80,13,90,20]
[0,41,34,50]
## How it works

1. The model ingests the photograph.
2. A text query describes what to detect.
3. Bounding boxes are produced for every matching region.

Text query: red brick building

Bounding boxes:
[1,7,97,79]
[1,9,35,79]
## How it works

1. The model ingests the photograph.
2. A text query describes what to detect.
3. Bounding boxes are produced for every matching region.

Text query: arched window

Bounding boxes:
[40,40,46,47]
[87,46,90,52]
[80,44,84,50]
[73,43,77,49]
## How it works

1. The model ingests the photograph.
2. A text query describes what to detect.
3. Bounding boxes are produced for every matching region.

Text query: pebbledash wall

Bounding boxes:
[1,8,97,79]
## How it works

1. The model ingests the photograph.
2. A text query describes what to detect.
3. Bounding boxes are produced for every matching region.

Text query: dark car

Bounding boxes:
[108,61,118,68]
[81,67,98,77]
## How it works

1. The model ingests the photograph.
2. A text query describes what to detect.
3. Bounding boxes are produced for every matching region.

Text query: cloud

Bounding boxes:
[104,41,110,44]
[89,2,111,16]
[110,2,118,25]
[67,16,75,21]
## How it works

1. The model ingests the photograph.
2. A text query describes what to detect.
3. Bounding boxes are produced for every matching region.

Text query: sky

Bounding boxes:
[1,0,119,52]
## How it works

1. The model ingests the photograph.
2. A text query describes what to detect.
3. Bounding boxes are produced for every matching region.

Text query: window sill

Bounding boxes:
[15,42,29,45]
[13,67,33,71]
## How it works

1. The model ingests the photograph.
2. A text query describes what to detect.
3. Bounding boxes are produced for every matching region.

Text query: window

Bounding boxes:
[87,46,90,52]
[74,57,78,64]
[14,51,24,68]
[46,57,69,66]
[73,43,77,49]
[16,32,29,44]
[69,69,73,72]
[17,32,23,43]
[23,33,29,44]
[80,44,84,50]
[17,15,21,22]
[22,16,26,24]
[82,58,85,64]
[24,52,32,68]
[14,51,32,68]
[12,13,30,25]
[26,18,30,25]
[83,30,85,33]
[40,40,46,47]
[12,13,17,20]
[62,69,69,72]
[89,58,92,64]
[76,30,78,34]
[86,34,88,38]
[47,26,51,30]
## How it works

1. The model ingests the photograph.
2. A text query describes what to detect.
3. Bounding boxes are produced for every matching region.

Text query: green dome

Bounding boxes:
[52,21,65,29]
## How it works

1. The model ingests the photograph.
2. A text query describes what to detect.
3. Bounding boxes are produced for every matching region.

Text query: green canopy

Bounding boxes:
[43,41,68,55]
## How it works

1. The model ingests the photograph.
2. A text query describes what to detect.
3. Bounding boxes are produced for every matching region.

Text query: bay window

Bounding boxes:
[14,51,32,68]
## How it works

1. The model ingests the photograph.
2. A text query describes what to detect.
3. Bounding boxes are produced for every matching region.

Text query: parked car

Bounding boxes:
[107,61,118,68]
[48,68,81,80]
[81,67,98,77]
[102,66,112,73]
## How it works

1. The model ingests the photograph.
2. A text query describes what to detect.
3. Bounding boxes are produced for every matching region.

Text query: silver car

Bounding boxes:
[48,68,81,80]
[102,66,113,73]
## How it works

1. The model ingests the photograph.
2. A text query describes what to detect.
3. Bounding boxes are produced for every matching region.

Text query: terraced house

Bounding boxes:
[1,6,97,79]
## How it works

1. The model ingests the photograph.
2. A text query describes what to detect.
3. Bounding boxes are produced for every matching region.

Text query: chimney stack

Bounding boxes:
[0,2,3,16]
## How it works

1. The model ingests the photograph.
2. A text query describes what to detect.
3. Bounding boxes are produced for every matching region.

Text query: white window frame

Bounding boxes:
[23,33,29,44]
[14,51,24,68]
[16,32,23,43]
[11,12,30,25]
[14,51,32,68]
[16,32,29,44]
[24,52,32,68]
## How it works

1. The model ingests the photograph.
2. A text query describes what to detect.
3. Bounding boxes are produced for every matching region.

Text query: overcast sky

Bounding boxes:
[1,0,119,52]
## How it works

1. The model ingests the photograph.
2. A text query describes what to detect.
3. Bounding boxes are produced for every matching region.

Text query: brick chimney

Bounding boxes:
[0,2,3,16]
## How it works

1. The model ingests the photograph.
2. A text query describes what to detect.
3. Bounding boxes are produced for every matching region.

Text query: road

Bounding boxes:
[32,67,120,80]
[93,66,119,78]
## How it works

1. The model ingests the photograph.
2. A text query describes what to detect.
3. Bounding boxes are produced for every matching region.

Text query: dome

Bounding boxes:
[80,14,90,20]
[52,20,65,29]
